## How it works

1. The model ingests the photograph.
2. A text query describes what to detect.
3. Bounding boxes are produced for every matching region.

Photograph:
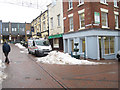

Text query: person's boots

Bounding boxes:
[5,58,7,63]
[7,60,10,64]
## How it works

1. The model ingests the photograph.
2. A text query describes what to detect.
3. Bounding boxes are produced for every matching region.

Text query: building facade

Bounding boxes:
[48,0,64,51]
[63,1,120,60]
[0,20,2,43]
[31,15,41,38]
[25,23,32,41]
[31,10,49,39]
[1,22,30,43]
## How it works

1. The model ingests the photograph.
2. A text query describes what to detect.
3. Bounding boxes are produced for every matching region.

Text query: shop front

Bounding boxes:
[63,29,120,60]
[48,34,63,51]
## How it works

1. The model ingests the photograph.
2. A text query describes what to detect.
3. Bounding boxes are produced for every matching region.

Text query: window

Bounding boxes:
[53,38,59,48]
[101,12,108,28]
[79,0,84,5]
[57,14,60,26]
[12,28,14,31]
[69,17,74,31]
[43,14,45,20]
[22,28,24,31]
[69,0,73,9]
[82,39,85,52]
[110,37,114,54]
[43,21,46,31]
[115,15,119,29]
[100,0,107,4]
[51,17,53,29]
[104,37,114,54]
[71,40,74,52]
[14,28,17,32]
[79,13,85,29]
[6,28,8,32]
[114,0,118,7]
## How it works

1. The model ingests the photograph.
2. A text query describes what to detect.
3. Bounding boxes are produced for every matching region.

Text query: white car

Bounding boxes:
[28,38,52,56]
[117,50,120,61]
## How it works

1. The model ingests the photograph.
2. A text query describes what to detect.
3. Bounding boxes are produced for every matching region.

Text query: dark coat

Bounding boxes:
[2,42,11,53]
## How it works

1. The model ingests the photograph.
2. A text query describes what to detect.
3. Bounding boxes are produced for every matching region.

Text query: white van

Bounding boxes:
[28,38,52,56]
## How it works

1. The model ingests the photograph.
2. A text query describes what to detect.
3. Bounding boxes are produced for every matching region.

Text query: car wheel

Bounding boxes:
[35,51,39,57]
[28,49,31,54]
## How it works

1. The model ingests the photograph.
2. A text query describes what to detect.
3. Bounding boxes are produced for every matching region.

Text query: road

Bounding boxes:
[0,44,119,89]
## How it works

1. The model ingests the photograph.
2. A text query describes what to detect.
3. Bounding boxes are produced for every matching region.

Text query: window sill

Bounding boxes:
[104,53,115,56]
[115,27,119,29]
[100,2,108,6]
[77,3,84,7]
[78,27,85,30]
[67,7,73,12]
[57,26,61,28]
[69,30,74,32]
[102,26,110,29]
[114,6,119,8]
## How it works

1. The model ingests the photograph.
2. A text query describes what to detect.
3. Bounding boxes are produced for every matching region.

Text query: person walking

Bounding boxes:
[2,40,11,64]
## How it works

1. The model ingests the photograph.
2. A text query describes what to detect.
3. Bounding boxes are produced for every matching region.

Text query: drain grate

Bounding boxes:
[25,77,30,79]
[36,78,41,80]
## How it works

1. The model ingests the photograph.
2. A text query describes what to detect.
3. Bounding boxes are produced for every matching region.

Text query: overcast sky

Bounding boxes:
[0,0,52,23]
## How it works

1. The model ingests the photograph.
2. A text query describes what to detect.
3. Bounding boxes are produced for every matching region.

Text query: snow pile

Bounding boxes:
[15,43,25,49]
[37,51,106,65]
[0,59,7,84]
[117,50,120,55]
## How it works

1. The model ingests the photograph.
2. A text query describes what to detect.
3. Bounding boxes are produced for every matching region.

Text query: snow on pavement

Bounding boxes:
[37,51,107,65]
[0,59,7,84]
[15,43,25,49]
[15,43,28,53]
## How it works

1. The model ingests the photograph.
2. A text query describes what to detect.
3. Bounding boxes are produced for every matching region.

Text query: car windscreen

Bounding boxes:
[35,40,50,46]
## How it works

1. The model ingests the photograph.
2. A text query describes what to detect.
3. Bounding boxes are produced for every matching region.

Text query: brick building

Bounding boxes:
[63,0,120,60]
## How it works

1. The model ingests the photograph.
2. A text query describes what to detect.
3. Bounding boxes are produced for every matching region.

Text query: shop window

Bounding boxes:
[71,40,74,52]
[110,37,114,54]
[82,39,85,52]
[53,38,59,48]
[104,37,114,54]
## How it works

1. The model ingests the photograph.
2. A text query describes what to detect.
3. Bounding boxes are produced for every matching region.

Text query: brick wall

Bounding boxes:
[63,1,120,34]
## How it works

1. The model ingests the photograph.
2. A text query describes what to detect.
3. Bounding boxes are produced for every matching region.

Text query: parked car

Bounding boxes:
[28,38,52,56]
[116,50,120,62]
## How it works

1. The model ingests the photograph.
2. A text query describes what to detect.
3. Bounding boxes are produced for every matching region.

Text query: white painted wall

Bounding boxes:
[48,0,64,36]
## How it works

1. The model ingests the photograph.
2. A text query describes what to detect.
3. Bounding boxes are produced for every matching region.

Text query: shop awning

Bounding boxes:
[48,34,63,39]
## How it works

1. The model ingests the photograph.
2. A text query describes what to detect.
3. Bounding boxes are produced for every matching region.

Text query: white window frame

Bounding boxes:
[69,0,73,10]
[69,17,74,31]
[101,8,108,28]
[79,0,84,6]
[78,9,85,29]
[114,0,118,7]
[100,0,108,5]
[115,15,119,29]
[57,14,60,27]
